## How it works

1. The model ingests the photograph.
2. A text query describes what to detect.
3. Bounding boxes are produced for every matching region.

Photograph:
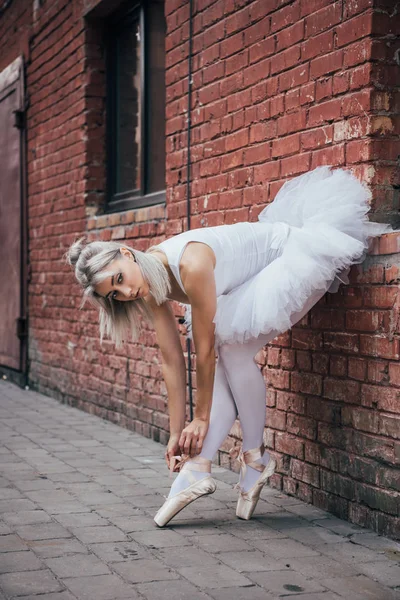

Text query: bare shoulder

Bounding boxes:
[181,241,216,273]
[181,243,216,302]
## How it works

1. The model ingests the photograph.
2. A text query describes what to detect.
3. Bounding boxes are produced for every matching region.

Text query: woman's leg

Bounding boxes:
[218,333,274,492]
[167,355,238,498]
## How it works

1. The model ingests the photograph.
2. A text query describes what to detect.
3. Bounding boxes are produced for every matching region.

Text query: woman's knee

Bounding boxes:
[217,339,259,368]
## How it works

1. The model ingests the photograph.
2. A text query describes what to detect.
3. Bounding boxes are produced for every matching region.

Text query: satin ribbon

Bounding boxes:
[168,454,191,477]
[229,445,246,491]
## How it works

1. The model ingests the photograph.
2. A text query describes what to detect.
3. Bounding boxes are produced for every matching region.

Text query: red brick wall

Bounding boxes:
[0,0,398,538]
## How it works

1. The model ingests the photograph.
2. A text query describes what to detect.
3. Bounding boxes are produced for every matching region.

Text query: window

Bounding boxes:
[106,0,166,212]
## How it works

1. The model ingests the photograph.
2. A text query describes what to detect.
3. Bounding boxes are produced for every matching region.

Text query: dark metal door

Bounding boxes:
[0,56,28,378]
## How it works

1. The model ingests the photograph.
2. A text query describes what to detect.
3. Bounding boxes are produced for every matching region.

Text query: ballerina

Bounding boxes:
[65,165,393,527]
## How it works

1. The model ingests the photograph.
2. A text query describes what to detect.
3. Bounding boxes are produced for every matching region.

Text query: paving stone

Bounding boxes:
[275,554,360,579]
[0,498,36,513]
[312,516,373,536]
[71,525,128,544]
[218,520,285,540]
[136,579,214,600]
[0,569,62,595]
[320,574,398,600]
[0,522,12,535]
[283,525,348,546]
[0,550,43,573]
[44,553,110,577]
[250,537,321,558]
[53,512,109,528]
[256,511,312,530]
[188,533,254,554]
[16,592,76,600]
[2,509,53,526]
[44,501,92,514]
[27,537,89,558]
[207,587,276,600]
[191,508,237,522]
[14,478,58,491]
[170,520,225,537]
[63,482,105,495]
[263,594,341,600]
[90,541,151,562]
[73,491,127,506]
[126,494,168,509]
[154,545,217,568]
[248,568,326,595]
[349,533,400,554]
[0,534,28,552]
[129,529,192,548]
[96,504,141,518]
[217,550,284,572]
[112,558,180,583]
[92,474,133,486]
[47,471,91,483]
[0,487,23,500]
[350,561,400,589]
[15,522,72,541]
[318,540,395,565]
[64,573,139,599]
[106,515,156,532]
[111,484,155,498]
[177,564,253,588]
[24,489,74,504]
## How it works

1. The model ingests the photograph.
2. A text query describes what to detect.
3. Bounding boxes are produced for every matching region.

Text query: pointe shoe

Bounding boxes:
[153,456,216,527]
[230,441,276,520]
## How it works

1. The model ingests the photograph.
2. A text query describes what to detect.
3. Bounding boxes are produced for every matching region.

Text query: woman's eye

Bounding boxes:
[117,273,123,284]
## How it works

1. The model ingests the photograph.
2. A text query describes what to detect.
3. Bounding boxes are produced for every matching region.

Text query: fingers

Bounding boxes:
[180,431,200,457]
[196,433,205,455]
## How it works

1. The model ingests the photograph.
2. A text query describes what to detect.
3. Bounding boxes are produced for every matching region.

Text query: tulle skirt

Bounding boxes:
[206,165,393,348]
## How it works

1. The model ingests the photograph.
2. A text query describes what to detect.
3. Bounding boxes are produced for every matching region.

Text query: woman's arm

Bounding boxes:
[162,356,186,435]
[179,259,217,455]
[146,297,186,434]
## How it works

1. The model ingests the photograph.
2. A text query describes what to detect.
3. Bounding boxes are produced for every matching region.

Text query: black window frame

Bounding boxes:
[105,0,166,213]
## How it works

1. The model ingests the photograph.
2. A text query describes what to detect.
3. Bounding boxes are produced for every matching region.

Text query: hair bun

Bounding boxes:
[65,236,86,267]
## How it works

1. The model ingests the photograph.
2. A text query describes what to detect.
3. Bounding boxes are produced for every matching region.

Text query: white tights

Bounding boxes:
[168,332,278,498]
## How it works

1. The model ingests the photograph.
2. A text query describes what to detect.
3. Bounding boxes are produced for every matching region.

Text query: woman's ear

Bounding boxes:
[120,247,135,261]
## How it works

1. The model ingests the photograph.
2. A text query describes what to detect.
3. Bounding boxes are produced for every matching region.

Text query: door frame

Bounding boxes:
[0,55,29,388]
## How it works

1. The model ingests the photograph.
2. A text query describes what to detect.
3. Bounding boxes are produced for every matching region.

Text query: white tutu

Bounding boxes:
[211,165,393,347]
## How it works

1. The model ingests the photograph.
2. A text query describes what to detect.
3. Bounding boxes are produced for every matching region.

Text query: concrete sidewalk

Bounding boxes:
[0,380,399,600]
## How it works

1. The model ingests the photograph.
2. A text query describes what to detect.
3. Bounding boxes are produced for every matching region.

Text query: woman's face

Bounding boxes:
[95,248,150,302]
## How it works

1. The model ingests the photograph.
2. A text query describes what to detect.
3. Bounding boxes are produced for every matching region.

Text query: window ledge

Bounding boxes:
[87,203,166,231]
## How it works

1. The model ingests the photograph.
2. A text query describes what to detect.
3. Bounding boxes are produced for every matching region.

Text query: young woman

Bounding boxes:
[66,165,392,527]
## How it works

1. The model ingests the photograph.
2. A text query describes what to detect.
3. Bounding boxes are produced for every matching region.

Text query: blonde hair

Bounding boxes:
[64,237,170,348]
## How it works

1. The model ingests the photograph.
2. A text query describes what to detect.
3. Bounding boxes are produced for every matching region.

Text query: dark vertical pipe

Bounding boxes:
[186,0,194,421]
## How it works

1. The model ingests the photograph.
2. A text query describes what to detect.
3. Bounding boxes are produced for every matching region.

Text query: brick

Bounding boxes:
[292,459,320,487]
[276,391,305,414]
[361,384,400,413]
[275,432,304,459]
[341,406,379,434]
[336,12,373,48]
[287,414,316,440]
[355,482,398,515]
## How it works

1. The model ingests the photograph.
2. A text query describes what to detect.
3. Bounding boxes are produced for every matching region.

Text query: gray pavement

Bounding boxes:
[0,379,399,600]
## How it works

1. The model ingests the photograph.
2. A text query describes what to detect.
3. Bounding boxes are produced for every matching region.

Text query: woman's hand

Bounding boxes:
[179,418,209,458]
[165,433,182,472]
